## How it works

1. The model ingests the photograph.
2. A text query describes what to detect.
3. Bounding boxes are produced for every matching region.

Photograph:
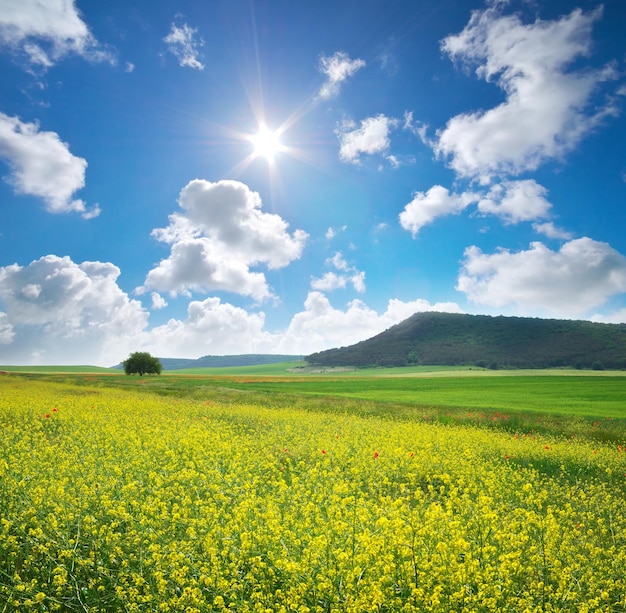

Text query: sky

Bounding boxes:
[0,0,625,366]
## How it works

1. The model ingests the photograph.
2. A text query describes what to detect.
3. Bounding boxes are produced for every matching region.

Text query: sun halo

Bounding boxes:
[250,124,284,161]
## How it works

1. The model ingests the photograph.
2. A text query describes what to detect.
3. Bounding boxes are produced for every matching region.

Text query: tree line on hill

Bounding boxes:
[306,312,626,370]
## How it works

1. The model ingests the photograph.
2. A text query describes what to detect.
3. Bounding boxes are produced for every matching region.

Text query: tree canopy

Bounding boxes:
[123,352,162,376]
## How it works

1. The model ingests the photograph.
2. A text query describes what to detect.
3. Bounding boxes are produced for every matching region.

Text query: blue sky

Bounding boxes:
[0,0,625,366]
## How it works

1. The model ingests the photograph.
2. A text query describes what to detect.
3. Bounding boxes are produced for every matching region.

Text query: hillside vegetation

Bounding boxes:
[306,312,626,370]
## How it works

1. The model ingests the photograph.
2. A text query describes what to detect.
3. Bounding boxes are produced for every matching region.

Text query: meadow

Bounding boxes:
[1,369,625,612]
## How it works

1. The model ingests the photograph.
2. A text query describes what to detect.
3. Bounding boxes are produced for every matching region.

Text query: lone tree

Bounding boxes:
[123,352,162,376]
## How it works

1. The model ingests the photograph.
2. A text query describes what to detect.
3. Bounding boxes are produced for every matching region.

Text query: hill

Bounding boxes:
[115,354,303,371]
[306,312,626,370]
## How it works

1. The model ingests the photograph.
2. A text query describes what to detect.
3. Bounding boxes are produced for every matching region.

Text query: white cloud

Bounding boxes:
[144,297,276,358]
[142,179,308,301]
[0,252,465,363]
[277,292,463,355]
[164,22,204,70]
[399,185,478,237]
[0,0,114,68]
[436,5,620,181]
[533,221,574,240]
[310,271,365,294]
[150,292,167,310]
[457,238,626,316]
[403,110,429,144]
[311,252,366,294]
[477,180,552,224]
[125,61,135,73]
[310,272,347,293]
[143,236,273,301]
[0,255,149,365]
[337,114,398,164]
[0,113,98,217]
[328,252,349,271]
[0,312,14,344]
[325,225,347,240]
[318,51,365,99]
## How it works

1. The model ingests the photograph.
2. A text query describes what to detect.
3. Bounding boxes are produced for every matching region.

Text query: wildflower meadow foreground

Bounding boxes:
[1,375,625,612]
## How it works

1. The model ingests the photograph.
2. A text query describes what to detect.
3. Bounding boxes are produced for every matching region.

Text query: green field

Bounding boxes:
[5,365,626,443]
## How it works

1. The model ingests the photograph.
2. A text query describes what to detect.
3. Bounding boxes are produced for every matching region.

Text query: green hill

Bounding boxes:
[306,312,626,370]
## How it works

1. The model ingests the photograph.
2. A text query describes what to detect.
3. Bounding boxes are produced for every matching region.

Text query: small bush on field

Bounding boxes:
[0,376,625,612]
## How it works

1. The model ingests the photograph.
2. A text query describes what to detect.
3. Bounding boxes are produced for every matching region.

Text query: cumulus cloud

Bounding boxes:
[0,0,114,68]
[0,312,14,344]
[325,225,347,240]
[144,297,276,358]
[399,185,478,237]
[533,221,574,240]
[336,114,398,164]
[164,22,204,70]
[141,179,308,301]
[0,253,466,363]
[436,5,619,181]
[150,292,167,310]
[311,252,366,294]
[318,51,365,99]
[311,271,365,294]
[477,180,552,224]
[457,238,626,316]
[0,255,149,365]
[0,113,98,217]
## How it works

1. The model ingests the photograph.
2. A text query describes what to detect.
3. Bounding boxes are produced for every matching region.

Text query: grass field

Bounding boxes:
[1,370,625,611]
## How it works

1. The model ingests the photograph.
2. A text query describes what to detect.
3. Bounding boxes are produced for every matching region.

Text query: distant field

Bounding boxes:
[3,361,624,378]
[226,373,626,418]
[170,360,307,375]
[4,367,625,418]
[5,368,625,443]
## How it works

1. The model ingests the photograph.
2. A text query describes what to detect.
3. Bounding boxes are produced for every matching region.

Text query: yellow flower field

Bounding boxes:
[1,376,625,612]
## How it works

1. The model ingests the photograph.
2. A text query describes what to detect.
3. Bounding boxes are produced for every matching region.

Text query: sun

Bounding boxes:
[250,124,284,161]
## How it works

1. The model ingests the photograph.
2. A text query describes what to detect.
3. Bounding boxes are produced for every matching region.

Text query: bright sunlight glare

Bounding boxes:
[250,124,284,161]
